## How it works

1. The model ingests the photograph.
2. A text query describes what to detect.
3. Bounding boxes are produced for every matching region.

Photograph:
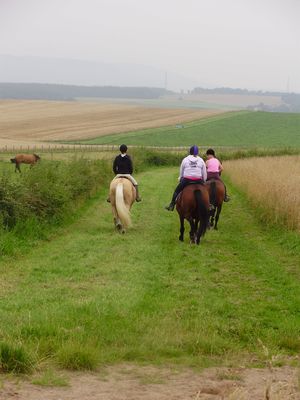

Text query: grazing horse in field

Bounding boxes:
[10,153,40,173]
[205,179,225,230]
[109,177,136,233]
[176,183,210,245]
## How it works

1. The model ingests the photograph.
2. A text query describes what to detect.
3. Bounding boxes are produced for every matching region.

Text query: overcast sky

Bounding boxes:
[1,0,299,92]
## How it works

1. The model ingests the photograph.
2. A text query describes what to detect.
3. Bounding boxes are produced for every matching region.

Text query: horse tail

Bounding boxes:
[209,180,217,207]
[10,158,16,164]
[115,183,131,228]
[194,189,208,237]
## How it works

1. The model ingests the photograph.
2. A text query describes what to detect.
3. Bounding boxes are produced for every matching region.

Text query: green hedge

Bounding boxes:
[0,158,110,230]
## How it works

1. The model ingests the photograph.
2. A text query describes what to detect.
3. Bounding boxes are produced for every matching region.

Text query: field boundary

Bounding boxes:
[0,144,250,154]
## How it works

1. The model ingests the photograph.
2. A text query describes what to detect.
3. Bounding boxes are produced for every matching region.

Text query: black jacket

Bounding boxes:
[113,154,133,175]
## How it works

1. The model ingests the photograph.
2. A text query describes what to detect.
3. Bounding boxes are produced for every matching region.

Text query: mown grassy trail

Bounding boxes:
[0,167,299,372]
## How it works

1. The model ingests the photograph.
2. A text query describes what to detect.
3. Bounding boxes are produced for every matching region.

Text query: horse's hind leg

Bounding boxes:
[188,218,196,244]
[209,208,215,227]
[112,206,122,231]
[196,219,205,245]
[214,205,222,230]
[179,216,184,242]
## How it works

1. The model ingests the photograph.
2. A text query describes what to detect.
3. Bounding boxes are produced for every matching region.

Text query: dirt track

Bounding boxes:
[1,365,299,400]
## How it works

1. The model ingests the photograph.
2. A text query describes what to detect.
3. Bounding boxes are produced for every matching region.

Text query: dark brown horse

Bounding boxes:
[205,179,225,230]
[176,184,210,245]
[10,153,40,173]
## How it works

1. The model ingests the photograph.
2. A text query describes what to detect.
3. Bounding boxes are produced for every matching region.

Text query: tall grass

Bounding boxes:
[225,155,300,231]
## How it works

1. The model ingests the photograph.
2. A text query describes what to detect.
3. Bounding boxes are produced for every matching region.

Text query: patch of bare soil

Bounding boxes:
[0,365,299,400]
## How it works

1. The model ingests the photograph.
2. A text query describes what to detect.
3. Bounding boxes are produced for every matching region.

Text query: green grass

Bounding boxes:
[72,111,300,148]
[31,369,69,386]
[0,167,299,373]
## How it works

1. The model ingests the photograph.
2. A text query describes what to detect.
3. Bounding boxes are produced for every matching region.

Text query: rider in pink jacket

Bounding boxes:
[206,148,230,202]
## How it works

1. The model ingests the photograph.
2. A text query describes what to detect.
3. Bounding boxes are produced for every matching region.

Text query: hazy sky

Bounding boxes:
[1,0,299,92]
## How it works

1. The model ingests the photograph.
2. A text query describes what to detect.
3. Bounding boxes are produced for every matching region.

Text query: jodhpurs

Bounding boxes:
[113,174,138,186]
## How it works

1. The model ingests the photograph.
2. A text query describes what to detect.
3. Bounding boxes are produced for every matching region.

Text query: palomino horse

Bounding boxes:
[109,177,136,233]
[205,179,225,230]
[10,153,40,173]
[176,183,210,245]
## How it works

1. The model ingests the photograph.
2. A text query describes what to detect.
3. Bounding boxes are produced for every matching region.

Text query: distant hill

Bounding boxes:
[0,55,200,91]
[0,82,172,100]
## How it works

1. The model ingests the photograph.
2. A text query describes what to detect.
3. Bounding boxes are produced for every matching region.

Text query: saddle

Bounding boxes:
[116,175,131,181]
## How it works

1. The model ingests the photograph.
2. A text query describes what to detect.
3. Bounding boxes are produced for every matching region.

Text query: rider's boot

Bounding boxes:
[224,188,230,202]
[134,185,142,202]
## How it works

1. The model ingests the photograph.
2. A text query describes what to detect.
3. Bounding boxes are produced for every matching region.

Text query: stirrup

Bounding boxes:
[136,197,142,202]
[224,196,230,202]
[106,197,111,203]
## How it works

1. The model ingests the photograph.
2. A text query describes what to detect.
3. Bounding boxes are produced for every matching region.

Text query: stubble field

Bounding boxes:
[0,100,224,148]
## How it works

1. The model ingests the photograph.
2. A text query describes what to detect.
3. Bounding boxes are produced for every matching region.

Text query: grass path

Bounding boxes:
[0,168,299,371]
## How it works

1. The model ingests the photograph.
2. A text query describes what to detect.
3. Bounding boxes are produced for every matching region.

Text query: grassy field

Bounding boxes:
[0,166,299,373]
[76,111,300,148]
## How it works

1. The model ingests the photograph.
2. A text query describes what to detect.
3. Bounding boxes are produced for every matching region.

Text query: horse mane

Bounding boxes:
[33,154,41,160]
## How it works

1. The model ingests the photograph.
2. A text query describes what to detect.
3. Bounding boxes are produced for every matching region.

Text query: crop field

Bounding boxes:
[225,155,300,232]
[77,110,300,148]
[0,100,224,148]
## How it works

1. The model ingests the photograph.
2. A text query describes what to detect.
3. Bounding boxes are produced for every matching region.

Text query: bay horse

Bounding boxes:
[109,177,136,233]
[10,153,40,173]
[176,184,210,245]
[205,179,225,230]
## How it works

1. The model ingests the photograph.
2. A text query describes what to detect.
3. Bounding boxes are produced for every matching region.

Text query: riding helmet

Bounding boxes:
[189,145,199,156]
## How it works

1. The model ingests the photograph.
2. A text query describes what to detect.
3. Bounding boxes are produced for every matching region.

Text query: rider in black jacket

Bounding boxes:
[107,144,141,202]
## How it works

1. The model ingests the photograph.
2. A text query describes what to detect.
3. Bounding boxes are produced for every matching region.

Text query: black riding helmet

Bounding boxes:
[120,144,128,153]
